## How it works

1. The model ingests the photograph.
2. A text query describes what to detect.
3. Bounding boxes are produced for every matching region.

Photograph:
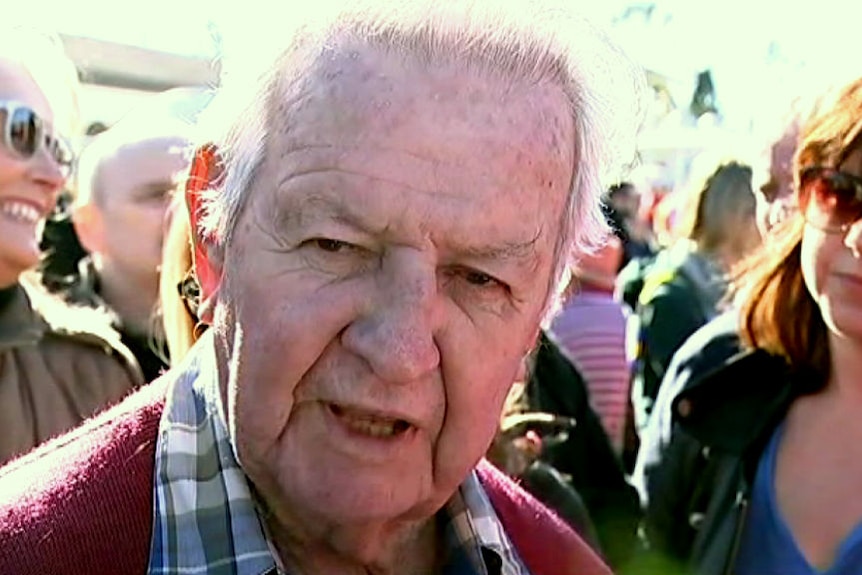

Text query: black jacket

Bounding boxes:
[631,314,799,575]
[629,244,727,432]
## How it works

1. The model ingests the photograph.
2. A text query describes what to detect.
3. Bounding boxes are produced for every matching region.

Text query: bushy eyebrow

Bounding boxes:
[454,230,543,269]
[275,189,542,268]
[274,189,384,234]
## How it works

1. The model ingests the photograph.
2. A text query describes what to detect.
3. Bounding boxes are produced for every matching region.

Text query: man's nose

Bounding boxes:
[341,264,441,384]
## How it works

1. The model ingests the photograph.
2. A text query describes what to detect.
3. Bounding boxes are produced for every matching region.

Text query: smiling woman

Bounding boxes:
[0,27,77,288]
[0,26,143,466]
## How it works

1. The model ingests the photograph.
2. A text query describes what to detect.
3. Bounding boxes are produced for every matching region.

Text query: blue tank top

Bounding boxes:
[734,424,862,574]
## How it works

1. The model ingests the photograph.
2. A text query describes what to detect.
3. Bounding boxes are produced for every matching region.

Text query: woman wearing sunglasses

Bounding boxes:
[631,77,862,575]
[0,28,142,466]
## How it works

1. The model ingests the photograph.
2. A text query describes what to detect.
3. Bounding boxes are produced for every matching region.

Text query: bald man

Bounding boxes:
[70,119,192,381]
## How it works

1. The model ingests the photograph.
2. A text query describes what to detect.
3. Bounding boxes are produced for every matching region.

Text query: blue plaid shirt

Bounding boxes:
[147,334,529,575]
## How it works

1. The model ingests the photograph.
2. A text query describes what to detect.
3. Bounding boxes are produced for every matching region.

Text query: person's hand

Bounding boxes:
[488,413,575,476]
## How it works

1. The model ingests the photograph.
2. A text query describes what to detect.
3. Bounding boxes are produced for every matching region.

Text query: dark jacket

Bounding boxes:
[0,279,144,465]
[58,256,168,382]
[630,243,727,432]
[631,316,800,575]
[528,333,642,569]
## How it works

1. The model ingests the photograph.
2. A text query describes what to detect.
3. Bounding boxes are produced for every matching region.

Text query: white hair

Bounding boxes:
[196,0,647,315]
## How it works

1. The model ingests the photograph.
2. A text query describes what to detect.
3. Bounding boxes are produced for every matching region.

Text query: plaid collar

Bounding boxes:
[147,335,529,575]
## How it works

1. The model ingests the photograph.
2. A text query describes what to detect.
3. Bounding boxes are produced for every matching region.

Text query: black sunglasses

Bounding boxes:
[0,100,74,176]
[799,166,862,233]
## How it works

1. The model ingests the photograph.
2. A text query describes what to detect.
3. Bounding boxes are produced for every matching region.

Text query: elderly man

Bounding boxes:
[0,2,643,573]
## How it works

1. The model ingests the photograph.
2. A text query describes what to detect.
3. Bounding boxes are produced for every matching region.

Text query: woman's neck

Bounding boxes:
[826,332,862,402]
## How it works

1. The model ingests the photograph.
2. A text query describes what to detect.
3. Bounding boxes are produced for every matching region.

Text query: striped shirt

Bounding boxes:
[550,290,630,453]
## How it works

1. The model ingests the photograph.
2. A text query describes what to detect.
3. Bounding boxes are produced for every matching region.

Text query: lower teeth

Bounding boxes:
[347,420,397,437]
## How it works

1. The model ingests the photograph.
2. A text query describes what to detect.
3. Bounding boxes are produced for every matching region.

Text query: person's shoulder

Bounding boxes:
[476,460,611,575]
[639,263,699,308]
[615,252,657,309]
[636,312,774,469]
[0,376,168,572]
[19,275,141,372]
[663,309,743,393]
[0,374,167,495]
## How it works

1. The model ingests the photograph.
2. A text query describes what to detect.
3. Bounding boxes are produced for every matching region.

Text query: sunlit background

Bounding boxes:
[15,0,862,182]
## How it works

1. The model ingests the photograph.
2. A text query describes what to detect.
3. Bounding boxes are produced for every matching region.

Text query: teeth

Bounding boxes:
[345,417,399,438]
[335,408,407,438]
[1,202,40,224]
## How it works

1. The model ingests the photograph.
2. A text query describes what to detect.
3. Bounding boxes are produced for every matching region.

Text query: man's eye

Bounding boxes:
[458,268,509,293]
[464,270,494,286]
[314,238,352,252]
[299,238,375,277]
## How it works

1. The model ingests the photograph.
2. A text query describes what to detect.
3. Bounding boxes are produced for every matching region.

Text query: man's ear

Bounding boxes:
[515,357,529,384]
[516,330,542,383]
[71,203,104,255]
[185,144,225,322]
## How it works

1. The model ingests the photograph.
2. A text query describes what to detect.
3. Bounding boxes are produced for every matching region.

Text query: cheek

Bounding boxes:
[0,154,24,185]
[219,269,371,449]
[800,227,834,301]
[433,339,524,479]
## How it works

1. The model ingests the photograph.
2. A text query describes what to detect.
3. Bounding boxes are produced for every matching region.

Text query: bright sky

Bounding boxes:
[22,0,218,58]
[17,0,862,135]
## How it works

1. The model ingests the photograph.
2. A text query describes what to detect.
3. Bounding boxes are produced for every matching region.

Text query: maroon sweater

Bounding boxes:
[0,377,610,575]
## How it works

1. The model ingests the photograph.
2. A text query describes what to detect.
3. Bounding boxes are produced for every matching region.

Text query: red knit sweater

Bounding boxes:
[0,377,609,575]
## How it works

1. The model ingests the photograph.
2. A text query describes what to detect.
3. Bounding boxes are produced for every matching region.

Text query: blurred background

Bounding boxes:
[14,0,862,182]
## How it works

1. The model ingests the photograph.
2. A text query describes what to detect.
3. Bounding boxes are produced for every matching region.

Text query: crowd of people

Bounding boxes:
[0,2,860,574]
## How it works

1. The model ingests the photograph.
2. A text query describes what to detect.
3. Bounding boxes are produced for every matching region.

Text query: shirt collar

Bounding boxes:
[147,334,528,575]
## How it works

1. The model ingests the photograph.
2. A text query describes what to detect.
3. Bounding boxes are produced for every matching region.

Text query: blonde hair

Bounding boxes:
[158,196,199,361]
[675,161,756,257]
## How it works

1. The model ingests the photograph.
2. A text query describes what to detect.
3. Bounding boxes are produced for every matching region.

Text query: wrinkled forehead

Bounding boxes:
[268,42,575,189]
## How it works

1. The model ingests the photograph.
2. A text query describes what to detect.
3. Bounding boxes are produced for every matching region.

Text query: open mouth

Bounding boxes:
[328,403,413,438]
[0,201,41,225]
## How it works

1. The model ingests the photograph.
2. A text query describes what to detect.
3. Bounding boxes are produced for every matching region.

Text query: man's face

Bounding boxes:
[92,137,189,284]
[208,47,574,529]
[752,125,798,235]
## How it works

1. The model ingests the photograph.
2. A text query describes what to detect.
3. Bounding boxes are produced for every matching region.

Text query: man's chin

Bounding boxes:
[273,464,442,528]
